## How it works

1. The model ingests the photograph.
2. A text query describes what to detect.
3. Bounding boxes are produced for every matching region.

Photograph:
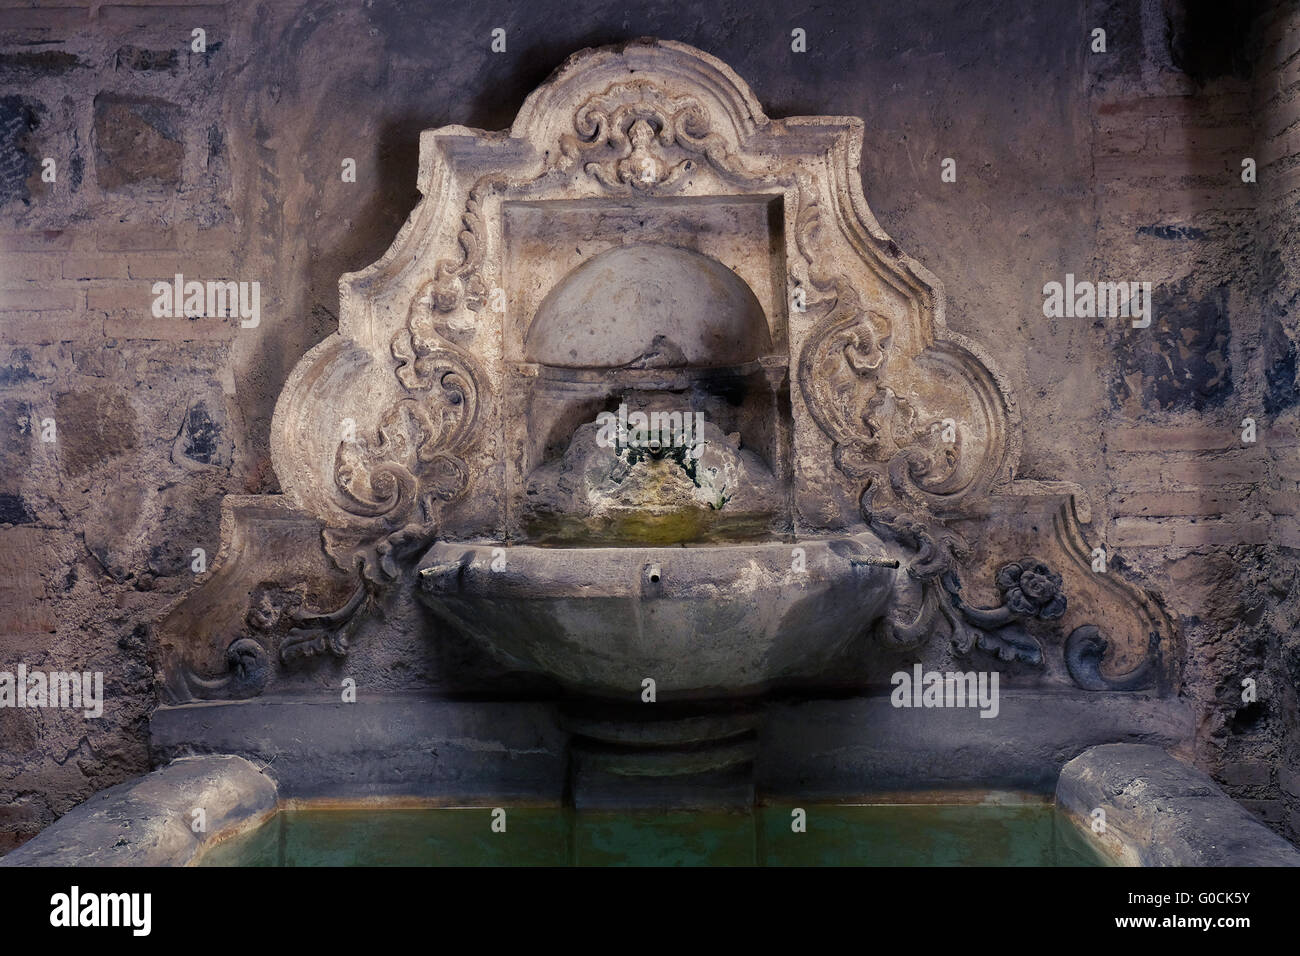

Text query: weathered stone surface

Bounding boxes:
[1057,744,1300,867]
[1217,759,1272,788]
[418,537,898,698]
[0,526,58,636]
[0,51,84,81]
[1281,767,1300,798]
[172,398,232,469]
[113,46,178,74]
[525,244,773,368]
[149,696,567,802]
[1111,278,1233,413]
[139,693,1196,810]
[92,92,183,191]
[0,95,44,206]
[761,694,1194,797]
[0,492,32,524]
[0,755,277,867]
[53,389,137,477]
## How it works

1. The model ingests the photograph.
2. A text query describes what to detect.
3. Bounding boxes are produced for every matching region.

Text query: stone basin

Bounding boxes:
[416,534,900,701]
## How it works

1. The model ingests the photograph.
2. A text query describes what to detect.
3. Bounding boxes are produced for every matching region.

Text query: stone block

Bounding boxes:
[0,755,278,867]
[92,92,183,191]
[1217,759,1272,788]
[1058,744,1300,866]
[52,389,137,477]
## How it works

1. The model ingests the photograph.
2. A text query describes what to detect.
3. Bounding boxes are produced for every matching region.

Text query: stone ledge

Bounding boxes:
[148,692,1194,803]
[758,691,1193,798]
[0,755,276,867]
[1056,744,1300,867]
[149,695,570,801]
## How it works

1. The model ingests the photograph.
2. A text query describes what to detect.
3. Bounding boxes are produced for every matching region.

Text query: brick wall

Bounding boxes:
[1087,0,1300,837]
[1252,0,1300,835]
[0,0,241,851]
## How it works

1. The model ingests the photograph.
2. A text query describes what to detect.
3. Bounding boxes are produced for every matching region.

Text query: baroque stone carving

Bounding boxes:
[177,578,381,699]
[158,39,1177,704]
[560,80,748,191]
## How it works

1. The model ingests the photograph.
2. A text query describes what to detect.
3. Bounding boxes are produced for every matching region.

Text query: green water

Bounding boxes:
[197,804,1111,867]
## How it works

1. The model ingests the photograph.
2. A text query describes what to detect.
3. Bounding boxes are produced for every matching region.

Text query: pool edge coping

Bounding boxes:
[0,754,278,867]
[1055,743,1300,867]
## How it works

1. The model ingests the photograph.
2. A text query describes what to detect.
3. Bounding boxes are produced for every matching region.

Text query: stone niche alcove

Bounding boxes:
[513,226,792,546]
[153,40,1179,794]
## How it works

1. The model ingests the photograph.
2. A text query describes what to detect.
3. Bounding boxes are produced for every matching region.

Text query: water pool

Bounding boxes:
[196,803,1110,867]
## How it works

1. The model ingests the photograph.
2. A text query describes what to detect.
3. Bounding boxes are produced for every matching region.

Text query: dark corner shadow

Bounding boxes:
[465,28,649,132]
[339,28,657,279]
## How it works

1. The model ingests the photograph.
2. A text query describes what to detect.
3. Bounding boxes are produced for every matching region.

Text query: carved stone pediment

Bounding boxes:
[158,39,1176,704]
[273,40,1017,539]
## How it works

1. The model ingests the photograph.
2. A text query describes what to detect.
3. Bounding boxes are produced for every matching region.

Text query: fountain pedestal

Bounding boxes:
[561,701,761,810]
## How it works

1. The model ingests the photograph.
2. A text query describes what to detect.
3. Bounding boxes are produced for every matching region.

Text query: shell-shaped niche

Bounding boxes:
[524,243,774,369]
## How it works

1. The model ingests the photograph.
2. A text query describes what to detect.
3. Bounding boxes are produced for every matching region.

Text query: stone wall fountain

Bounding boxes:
[151,39,1182,810]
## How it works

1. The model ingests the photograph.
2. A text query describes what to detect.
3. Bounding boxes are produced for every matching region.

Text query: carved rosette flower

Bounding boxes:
[996,560,1066,620]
